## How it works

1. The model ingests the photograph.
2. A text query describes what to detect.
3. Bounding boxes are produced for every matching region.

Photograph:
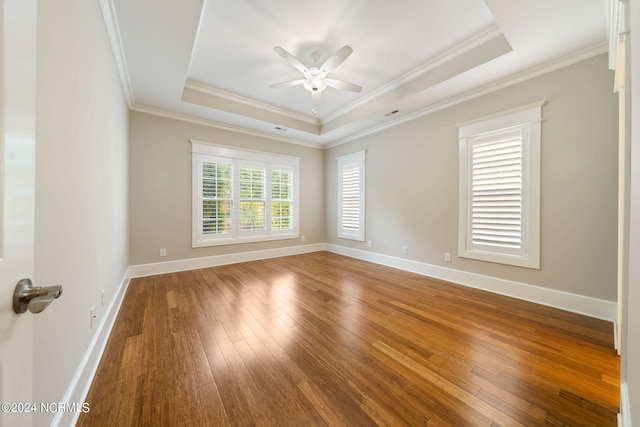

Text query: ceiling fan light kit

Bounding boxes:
[271,45,362,115]
[303,76,327,92]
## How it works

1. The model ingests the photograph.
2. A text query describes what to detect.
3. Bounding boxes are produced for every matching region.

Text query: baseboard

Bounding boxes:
[128,243,327,278]
[53,269,132,427]
[326,244,617,323]
[618,382,632,427]
[128,242,616,322]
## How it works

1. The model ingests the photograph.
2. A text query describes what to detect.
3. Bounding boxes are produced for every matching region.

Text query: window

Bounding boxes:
[457,102,543,269]
[337,150,365,241]
[192,141,299,247]
[271,167,294,231]
[201,160,233,236]
[239,163,266,232]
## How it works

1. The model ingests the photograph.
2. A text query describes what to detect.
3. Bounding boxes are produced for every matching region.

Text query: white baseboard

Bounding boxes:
[128,243,326,278]
[326,244,617,323]
[53,269,132,427]
[618,382,632,427]
[129,242,616,322]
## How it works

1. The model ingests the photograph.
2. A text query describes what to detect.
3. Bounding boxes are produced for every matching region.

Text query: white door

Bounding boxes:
[0,0,37,426]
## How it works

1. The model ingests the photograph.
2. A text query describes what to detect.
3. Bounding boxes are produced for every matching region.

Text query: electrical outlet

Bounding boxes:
[301,235,306,242]
[402,246,408,254]
[90,306,96,329]
[444,252,451,262]
[367,241,372,248]
[160,248,167,257]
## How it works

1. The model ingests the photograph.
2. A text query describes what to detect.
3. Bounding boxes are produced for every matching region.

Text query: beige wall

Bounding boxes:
[129,112,325,265]
[33,0,130,425]
[325,54,618,302]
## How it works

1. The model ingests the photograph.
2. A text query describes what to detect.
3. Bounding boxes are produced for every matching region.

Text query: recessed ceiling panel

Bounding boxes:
[187,0,497,118]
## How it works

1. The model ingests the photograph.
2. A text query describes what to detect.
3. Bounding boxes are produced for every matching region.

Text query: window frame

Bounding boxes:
[457,102,543,269]
[191,141,299,247]
[337,150,366,241]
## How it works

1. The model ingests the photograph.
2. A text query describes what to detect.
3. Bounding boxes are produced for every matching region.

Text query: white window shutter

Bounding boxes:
[338,151,365,241]
[238,163,266,233]
[271,166,294,232]
[341,164,361,231]
[470,130,523,250]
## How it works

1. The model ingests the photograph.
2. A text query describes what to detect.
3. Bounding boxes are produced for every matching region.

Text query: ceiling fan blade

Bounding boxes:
[270,79,305,89]
[319,45,353,75]
[273,46,310,75]
[326,79,362,93]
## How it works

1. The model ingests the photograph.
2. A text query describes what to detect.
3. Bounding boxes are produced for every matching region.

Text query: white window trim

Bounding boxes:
[457,101,543,269]
[191,140,299,247]
[337,150,366,241]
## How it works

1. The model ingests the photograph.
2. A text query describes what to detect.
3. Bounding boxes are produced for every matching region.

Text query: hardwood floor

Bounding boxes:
[77,251,620,426]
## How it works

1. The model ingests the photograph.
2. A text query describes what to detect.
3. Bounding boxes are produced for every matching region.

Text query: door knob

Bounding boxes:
[13,278,62,314]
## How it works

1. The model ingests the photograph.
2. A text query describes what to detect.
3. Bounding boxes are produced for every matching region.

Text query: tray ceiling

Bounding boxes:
[106,0,609,147]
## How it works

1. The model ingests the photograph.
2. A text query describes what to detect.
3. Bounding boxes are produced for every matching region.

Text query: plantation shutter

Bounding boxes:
[341,165,360,230]
[238,163,266,233]
[469,128,525,254]
[201,158,233,237]
[271,167,294,231]
[338,151,365,241]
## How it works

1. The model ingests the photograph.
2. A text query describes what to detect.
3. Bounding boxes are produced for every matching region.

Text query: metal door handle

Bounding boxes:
[13,278,63,314]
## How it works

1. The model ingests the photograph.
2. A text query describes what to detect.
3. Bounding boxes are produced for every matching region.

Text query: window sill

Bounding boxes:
[459,249,540,270]
[193,232,299,248]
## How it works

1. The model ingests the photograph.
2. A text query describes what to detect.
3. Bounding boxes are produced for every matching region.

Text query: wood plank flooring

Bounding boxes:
[77,251,620,426]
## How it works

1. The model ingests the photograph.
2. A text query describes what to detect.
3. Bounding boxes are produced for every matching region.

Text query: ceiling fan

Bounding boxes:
[270,45,363,115]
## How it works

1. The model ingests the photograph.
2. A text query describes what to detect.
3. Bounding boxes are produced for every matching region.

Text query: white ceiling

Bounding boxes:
[106,0,609,147]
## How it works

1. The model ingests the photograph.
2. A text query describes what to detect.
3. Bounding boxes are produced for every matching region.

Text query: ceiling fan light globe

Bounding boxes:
[303,76,327,93]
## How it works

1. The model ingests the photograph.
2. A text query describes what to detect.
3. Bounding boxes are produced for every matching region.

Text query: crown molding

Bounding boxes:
[184,80,321,126]
[326,41,608,148]
[133,41,608,151]
[131,41,607,150]
[323,25,505,124]
[130,104,324,149]
[98,0,134,108]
